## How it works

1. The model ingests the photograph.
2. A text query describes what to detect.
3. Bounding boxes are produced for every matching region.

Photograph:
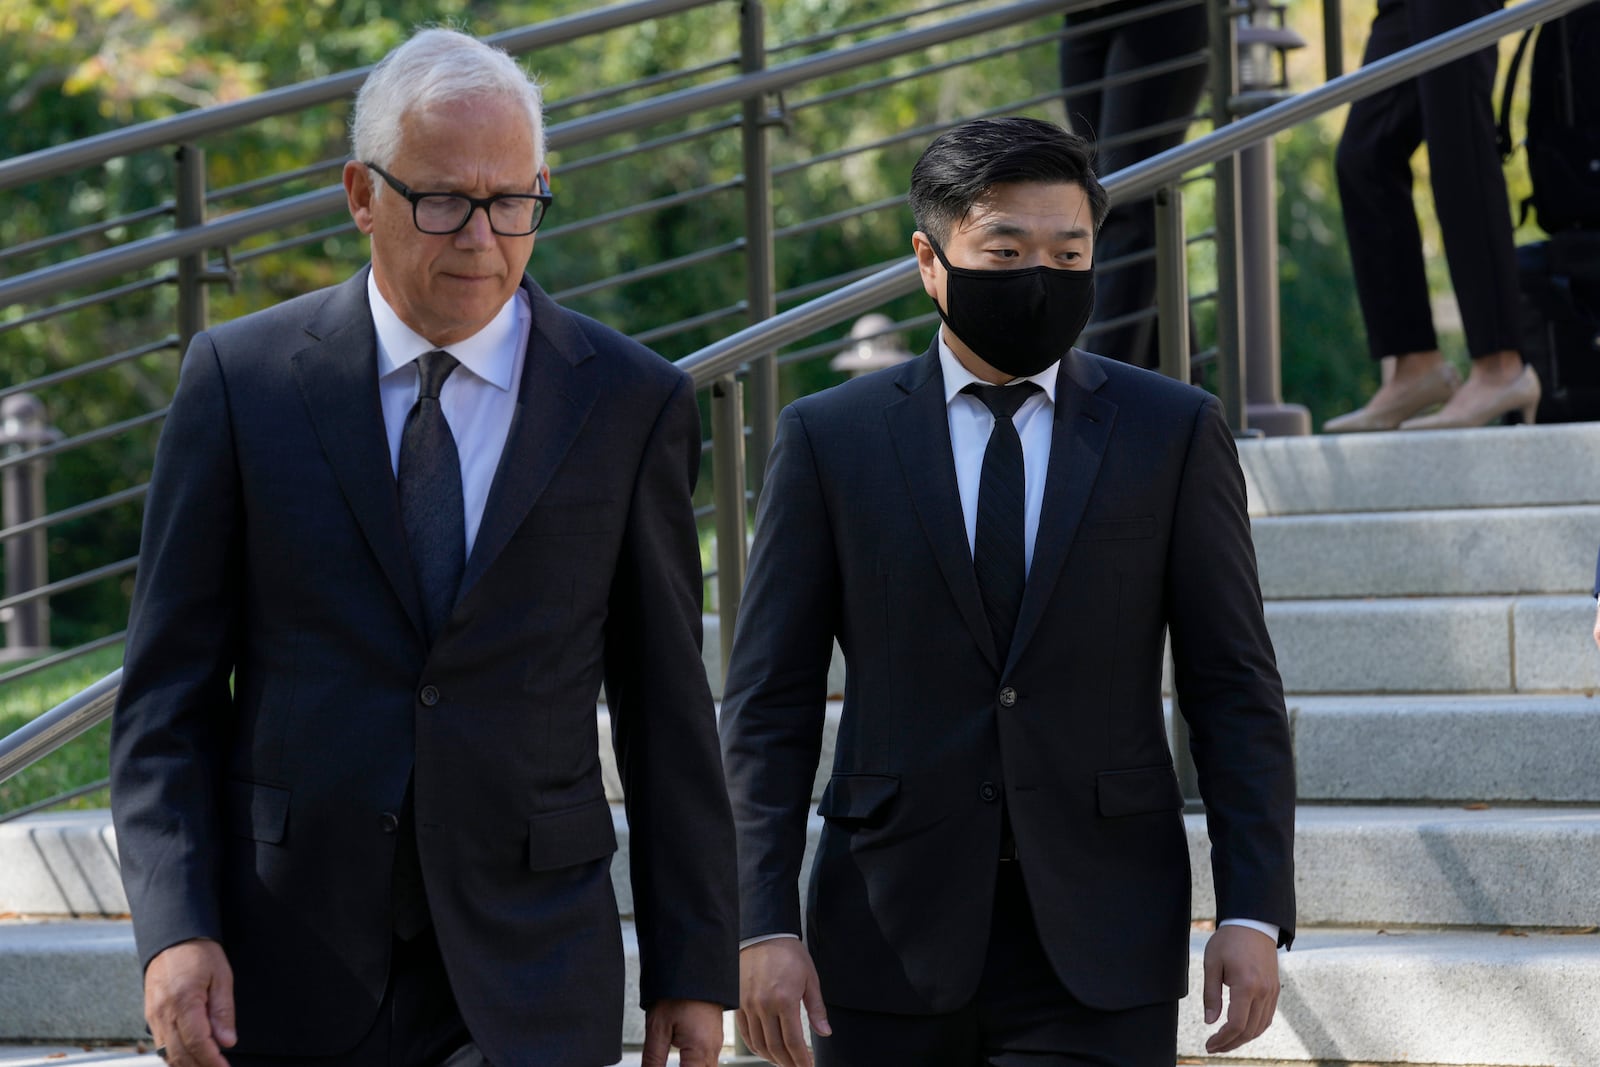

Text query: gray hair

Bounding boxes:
[350,28,545,183]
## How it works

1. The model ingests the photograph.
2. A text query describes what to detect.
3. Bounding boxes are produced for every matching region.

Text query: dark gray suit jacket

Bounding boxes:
[111,271,737,1066]
[720,344,1295,1015]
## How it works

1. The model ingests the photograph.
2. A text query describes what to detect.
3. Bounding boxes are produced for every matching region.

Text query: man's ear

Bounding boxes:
[344,161,376,235]
[912,231,942,302]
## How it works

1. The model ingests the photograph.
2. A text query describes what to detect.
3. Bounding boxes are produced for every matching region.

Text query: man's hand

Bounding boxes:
[641,998,725,1067]
[1591,600,1599,651]
[144,938,236,1067]
[1201,924,1280,1054]
[737,938,831,1067]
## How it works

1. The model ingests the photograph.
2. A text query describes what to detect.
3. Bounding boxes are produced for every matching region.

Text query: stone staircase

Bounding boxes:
[3,423,1600,1064]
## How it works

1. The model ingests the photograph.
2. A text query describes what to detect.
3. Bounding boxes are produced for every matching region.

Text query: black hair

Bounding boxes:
[908,116,1108,244]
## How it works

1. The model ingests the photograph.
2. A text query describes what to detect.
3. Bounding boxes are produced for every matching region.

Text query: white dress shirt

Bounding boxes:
[370,272,531,556]
[743,340,1278,949]
[938,338,1057,574]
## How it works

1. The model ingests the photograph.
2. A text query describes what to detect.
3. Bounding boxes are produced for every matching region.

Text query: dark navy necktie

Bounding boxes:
[964,381,1041,664]
[398,349,465,646]
[392,350,463,939]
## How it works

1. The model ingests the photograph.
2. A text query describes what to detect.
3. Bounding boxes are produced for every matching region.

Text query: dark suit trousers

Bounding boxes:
[1060,0,1209,369]
[1335,0,1521,361]
[811,863,1178,1067]
[227,926,472,1067]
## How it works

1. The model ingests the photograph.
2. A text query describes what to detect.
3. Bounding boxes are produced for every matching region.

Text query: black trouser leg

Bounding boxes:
[1337,0,1518,361]
[1061,1,1208,368]
[1408,0,1520,358]
[813,865,1177,1066]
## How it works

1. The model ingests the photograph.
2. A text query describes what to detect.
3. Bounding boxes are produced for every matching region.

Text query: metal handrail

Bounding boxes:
[0,0,725,194]
[681,0,1594,388]
[0,669,122,785]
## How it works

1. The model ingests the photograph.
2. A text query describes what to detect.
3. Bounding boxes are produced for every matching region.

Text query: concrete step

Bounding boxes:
[676,693,1600,808]
[1265,594,1599,694]
[3,922,1596,1065]
[1252,505,1600,599]
[696,804,1600,931]
[12,800,1598,930]
[0,918,724,1049]
[703,593,1600,700]
[1238,421,1600,517]
[1189,806,1600,929]
[1183,927,1600,1066]
[1287,694,1600,803]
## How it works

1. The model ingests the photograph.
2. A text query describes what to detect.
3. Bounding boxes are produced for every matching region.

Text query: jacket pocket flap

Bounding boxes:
[817,774,900,823]
[527,798,618,872]
[1096,765,1182,817]
[1079,516,1157,542]
[227,779,290,844]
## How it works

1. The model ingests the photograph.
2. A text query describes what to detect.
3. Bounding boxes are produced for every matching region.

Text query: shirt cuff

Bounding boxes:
[1219,918,1280,944]
[740,932,801,950]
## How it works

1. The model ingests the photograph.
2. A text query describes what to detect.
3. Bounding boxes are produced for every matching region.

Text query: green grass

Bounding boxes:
[0,644,125,818]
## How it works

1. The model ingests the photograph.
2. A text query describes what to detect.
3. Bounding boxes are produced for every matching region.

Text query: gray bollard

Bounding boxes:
[1,393,57,660]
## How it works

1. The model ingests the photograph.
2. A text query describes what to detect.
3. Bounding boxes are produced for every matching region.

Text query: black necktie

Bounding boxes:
[964,381,1041,664]
[398,350,465,645]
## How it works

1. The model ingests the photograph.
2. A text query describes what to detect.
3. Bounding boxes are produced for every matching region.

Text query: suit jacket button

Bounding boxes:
[979,781,998,803]
[998,686,1017,707]
[419,685,440,706]
[379,811,400,833]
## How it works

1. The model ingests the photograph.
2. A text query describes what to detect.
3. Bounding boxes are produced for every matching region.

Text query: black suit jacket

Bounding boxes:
[110,271,737,1066]
[720,344,1295,1014]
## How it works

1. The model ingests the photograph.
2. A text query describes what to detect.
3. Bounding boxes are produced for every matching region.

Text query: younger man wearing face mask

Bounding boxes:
[719,117,1296,1067]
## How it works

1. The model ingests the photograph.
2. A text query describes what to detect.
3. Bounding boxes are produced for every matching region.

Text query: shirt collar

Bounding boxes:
[937,332,1060,408]
[369,271,527,392]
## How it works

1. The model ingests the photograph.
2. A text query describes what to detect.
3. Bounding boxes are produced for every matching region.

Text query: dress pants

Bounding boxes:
[1335,0,1521,361]
[1060,0,1209,369]
[226,924,476,1067]
[811,861,1179,1067]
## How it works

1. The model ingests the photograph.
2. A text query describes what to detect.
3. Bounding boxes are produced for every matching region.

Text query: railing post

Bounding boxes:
[740,0,778,496]
[711,373,764,1065]
[1237,132,1311,435]
[1324,0,1344,80]
[711,376,749,680]
[1208,0,1247,433]
[1,394,56,661]
[1236,0,1311,435]
[1154,184,1191,385]
[175,143,208,354]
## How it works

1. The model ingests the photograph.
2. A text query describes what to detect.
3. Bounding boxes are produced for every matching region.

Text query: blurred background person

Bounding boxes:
[1326,0,1537,432]
[1059,0,1209,369]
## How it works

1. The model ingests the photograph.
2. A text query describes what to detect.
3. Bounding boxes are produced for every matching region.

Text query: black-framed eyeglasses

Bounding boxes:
[365,162,552,236]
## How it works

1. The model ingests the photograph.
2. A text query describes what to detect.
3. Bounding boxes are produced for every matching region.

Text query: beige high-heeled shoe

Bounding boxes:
[1399,365,1541,430]
[1324,362,1462,432]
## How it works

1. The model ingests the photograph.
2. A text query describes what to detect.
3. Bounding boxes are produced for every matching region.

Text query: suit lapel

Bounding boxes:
[289,270,427,640]
[885,345,1000,672]
[1008,348,1116,673]
[458,279,600,601]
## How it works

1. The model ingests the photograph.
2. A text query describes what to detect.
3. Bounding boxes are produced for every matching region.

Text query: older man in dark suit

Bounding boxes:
[721,117,1295,1067]
[110,28,736,1067]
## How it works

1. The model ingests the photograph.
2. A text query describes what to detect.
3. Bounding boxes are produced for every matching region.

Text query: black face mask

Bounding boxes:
[928,237,1095,378]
